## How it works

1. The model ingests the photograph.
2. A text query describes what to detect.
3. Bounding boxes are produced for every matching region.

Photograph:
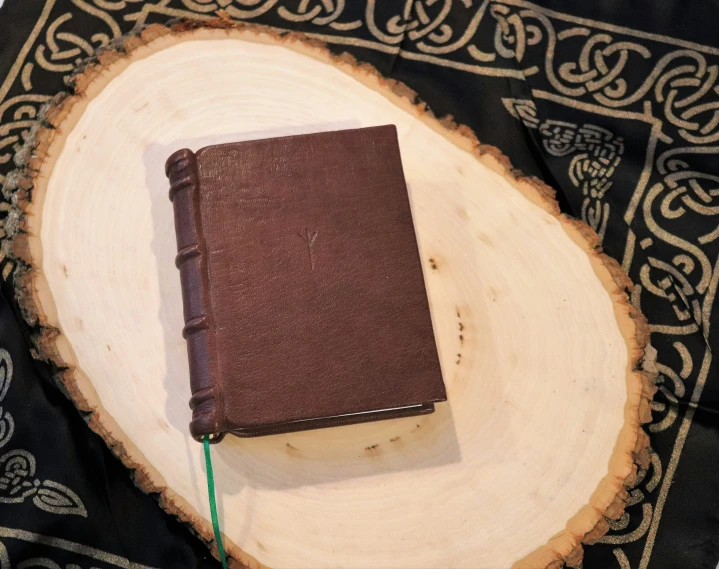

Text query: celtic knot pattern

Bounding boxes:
[503,98,624,242]
[0,535,151,568]
[365,0,461,47]
[489,4,544,72]
[649,342,690,434]
[544,122,623,240]
[488,3,719,147]
[598,451,662,551]
[0,349,86,517]
[634,146,719,341]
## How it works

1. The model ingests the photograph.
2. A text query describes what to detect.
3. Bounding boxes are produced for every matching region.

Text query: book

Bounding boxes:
[165,125,446,442]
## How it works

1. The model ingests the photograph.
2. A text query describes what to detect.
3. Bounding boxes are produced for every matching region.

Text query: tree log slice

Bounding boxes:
[8,21,656,569]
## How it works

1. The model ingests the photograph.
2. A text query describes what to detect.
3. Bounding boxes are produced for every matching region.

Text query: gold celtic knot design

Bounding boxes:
[503,98,624,242]
[0,349,87,517]
[488,2,719,148]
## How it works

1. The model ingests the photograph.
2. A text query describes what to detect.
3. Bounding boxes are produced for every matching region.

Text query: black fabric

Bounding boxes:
[0,1,717,568]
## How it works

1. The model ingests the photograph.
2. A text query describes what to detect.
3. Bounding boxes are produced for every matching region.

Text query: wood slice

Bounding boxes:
[9,21,655,569]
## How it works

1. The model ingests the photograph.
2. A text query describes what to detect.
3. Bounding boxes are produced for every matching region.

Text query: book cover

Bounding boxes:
[166,125,446,441]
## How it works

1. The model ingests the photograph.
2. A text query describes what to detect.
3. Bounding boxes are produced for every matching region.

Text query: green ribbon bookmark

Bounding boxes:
[204,435,229,569]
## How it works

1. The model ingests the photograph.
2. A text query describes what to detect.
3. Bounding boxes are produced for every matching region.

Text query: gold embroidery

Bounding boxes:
[0,528,158,568]
[502,97,539,128]
[609,512,630,531]
[598,503,653,545]
[503,101,624,243]
[613,548,632,569]
[20,64,34,91]
[621,230,637,273]
[69,0,121,38]
[0,0,56,104]
[0,349,87,518]
[639,348,713,569]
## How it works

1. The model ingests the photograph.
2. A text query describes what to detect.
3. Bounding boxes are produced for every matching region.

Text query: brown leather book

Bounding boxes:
[166,125,446,442]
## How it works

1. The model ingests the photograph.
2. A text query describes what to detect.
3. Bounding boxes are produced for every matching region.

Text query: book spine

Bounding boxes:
[166,149,224,443]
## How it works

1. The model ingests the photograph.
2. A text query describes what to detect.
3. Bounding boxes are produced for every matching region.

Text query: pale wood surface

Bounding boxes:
[16,24,653,569]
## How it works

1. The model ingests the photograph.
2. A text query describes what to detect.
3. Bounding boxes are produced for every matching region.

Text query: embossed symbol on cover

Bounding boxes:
[298,228,319,270]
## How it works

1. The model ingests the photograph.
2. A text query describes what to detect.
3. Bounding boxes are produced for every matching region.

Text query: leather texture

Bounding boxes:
[166,125,446,441]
